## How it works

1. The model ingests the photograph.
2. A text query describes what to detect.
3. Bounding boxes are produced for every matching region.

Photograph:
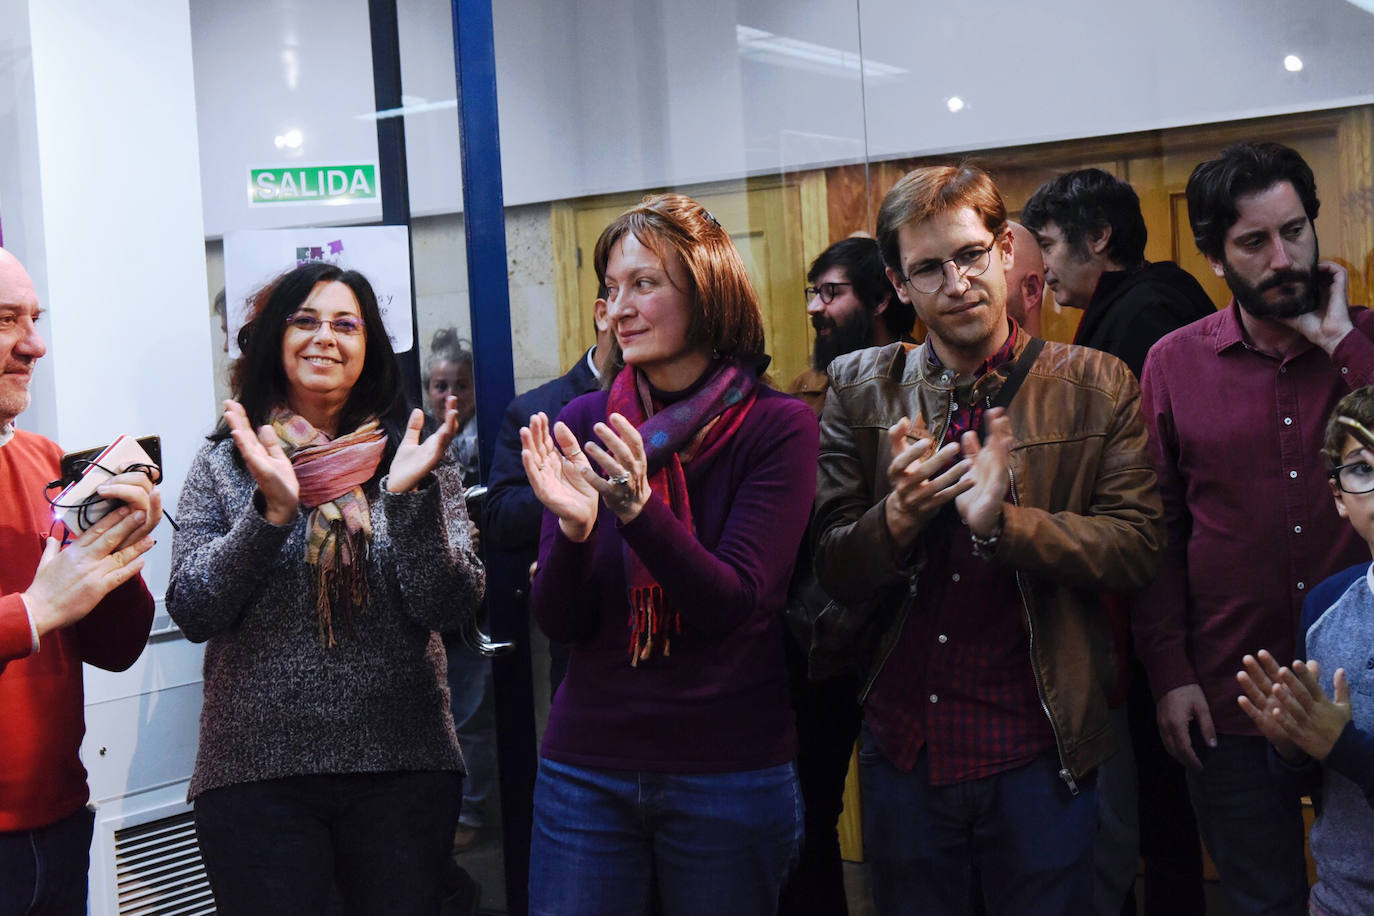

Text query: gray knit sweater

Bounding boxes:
[167,438,484,800]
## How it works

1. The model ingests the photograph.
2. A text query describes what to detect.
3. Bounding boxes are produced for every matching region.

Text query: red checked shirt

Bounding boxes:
[1134,303,1374,735]
[864,324,1056,783]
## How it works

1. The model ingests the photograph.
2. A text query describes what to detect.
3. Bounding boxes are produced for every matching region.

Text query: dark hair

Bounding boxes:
[1324,386,1374,471]
[213,262,409,469]
[1186,142,1320,262]
[877,163,1007,276]
[593,193,766,378]
[808,237,914,340]
[425,327,472,381]
[1021,168,1147,268]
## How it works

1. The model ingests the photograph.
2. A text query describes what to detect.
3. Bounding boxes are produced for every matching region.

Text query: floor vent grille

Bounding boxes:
[113,811,216,915]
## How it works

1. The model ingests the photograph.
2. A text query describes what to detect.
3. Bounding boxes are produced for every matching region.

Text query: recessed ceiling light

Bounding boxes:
[1284,54,1304,72]
[947,96,965,113]
[273,129,304,150]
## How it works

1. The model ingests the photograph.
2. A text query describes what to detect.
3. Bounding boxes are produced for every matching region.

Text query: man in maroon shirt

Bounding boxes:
[1134,142,1373,916]
[812,165,1163,915]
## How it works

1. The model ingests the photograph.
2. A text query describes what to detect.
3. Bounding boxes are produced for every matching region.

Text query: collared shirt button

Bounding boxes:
[951,573,961,582]
[929,694,939,703]
[1289,470,1298,478]
[1342,366,1350,374]
[938,634,949,644]
[1284,417,1293,425]
[1280,366,1287,374]
[1294,525,1303,534]
[1297,581,1306,590]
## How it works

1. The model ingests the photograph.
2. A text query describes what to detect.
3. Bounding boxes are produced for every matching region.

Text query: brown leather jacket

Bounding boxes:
[811,333,1164,785]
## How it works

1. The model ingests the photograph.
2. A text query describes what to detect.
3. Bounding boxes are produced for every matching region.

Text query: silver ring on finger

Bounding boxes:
[609,472,631,487]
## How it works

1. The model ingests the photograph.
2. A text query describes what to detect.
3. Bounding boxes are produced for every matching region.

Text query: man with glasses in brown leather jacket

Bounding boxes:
[810,164,1164,916]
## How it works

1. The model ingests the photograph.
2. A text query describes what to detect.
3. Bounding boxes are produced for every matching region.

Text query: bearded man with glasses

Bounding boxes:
[810,164,1164,915]
[789,237,916,415]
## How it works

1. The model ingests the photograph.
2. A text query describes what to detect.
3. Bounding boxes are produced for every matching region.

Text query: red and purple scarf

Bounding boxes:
[606,359,759,665]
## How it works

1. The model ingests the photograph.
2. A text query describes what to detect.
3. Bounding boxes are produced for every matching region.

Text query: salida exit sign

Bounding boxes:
[248,163,378,206]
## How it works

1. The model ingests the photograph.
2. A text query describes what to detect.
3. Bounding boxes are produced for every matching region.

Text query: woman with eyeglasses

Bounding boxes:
[166,261,483,914]
[521,194,819,915]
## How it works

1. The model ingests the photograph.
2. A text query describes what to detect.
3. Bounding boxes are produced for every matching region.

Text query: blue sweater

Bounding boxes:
[1286,563,1374,914]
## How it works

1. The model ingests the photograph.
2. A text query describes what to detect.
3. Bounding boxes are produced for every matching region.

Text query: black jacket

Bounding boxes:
[1074,262,1215,378]
[482,350,601,689]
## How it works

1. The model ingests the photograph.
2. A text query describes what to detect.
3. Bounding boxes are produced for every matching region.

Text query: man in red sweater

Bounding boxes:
[0,247,161,915]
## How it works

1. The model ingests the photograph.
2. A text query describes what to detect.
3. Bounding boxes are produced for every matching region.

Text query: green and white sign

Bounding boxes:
[248,163,379,206]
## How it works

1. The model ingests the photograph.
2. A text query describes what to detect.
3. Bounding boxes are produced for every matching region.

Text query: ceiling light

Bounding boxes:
[1284,54,1304,72]
[735,25,907,82]
[273,129,304,150]
[946,96,966,113]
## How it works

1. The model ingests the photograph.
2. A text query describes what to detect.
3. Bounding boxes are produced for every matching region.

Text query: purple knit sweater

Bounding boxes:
[531,385,817,772]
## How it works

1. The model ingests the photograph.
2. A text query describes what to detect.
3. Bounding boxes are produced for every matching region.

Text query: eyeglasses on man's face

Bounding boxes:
[805,281,854,305]
[284,313,366,337]
[1331,459,1374,495]
[901,242,996,295]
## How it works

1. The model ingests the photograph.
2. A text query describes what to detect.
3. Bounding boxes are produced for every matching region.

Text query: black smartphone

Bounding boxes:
[58,435,163,487]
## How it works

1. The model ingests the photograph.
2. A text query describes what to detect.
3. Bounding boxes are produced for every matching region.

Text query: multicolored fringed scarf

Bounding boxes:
[269,409,387,647]
[606,359,759,665]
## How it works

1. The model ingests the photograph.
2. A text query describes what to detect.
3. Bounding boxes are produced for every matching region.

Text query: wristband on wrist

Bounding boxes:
[970,515,1004,560]
[19,594,41,655]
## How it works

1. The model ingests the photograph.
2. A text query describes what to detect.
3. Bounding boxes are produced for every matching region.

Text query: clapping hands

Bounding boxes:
[224,400,299,525]
[1237,650,1352,762]
[387,397,461,494]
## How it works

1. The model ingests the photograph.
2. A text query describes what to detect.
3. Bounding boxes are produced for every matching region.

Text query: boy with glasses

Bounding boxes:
[1237,385,1374,916]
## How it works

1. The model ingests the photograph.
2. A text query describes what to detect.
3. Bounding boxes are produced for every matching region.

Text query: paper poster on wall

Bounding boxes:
[223,226,413,358]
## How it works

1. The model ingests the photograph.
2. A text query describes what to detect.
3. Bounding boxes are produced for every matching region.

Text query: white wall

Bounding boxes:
[190,0,1374,237]
[3,4,215,908]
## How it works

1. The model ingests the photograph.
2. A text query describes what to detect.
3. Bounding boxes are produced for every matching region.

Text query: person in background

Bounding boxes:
[424,325,497,861]
[167,261,484,914]
[781,235,911,916]
[1022,168,1214,377]
[1134,141,1373,915]
[485,293,614,697]
[0,246,161,916]
[788,236,914,414]
[1238,385,1374,916]
[1001,222,1046,337]
[1022,167,1215,916]
[522,193,817,916]
[426,327,479,485]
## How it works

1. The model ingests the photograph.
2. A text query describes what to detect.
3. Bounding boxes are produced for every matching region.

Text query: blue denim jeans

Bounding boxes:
[860,732,1097,916]
[0,805,94,916]
[194,770,461,916]
[528,758,803,916]
[1184,733,1308,916]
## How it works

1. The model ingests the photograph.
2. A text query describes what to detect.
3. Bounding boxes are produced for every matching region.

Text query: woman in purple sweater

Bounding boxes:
[520,194,818,915]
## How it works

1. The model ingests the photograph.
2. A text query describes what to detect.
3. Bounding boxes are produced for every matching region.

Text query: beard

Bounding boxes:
[812,307,876,371]
[1226,242,1320,320]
